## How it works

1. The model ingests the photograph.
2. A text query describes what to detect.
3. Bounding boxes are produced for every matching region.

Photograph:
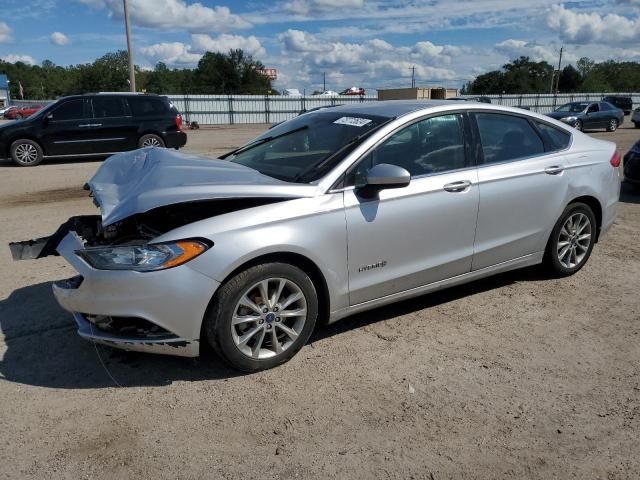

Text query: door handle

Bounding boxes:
[443,180,472,192]
[545,165,564,175]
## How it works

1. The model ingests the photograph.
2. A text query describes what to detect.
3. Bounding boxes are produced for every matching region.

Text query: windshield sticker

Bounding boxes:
[333,116,373,127]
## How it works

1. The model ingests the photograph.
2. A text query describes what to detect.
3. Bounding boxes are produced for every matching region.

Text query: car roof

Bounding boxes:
[322,100,462,118]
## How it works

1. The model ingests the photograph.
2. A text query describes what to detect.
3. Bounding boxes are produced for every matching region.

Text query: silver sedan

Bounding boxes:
[11,101,621,371]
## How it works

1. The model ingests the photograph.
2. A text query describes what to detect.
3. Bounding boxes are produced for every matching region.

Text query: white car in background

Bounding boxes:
[281,89,302,97]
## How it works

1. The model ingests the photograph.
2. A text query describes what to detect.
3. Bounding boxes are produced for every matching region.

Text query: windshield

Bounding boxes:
[224,111,391,183]
[557,102,588,113]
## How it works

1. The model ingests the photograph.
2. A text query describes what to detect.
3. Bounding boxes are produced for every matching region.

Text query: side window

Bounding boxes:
[51,99,85,121]
[128,97,167,116]
[92,97,129,118]
[587,104,599,113]
[535,121,571,152]
[372,114,466,178]
[474,113,544,164]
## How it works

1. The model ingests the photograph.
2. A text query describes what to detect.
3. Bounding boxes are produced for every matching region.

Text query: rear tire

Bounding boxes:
[203,262,318,372]
[607,118,618,132]
[138,134,165,148]
[634,121,640,129]
[10,139,44,167]
[544,202,596,277]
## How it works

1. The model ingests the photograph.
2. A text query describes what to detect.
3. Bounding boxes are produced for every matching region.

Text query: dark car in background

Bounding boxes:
[547,101,624,132]
[602,95,632,115]
[623,139,640,187]
[0,93,186,166]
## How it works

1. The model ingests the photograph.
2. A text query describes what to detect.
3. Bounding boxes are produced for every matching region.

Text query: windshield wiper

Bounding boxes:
[221,125,309,159]
[292,117,396,183]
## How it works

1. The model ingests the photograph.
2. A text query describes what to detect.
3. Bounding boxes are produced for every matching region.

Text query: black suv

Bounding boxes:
[0,93,187,166]
[602,95,633,115]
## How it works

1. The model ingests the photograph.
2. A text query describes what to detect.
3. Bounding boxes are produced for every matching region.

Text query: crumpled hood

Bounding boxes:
[88,148,318,226]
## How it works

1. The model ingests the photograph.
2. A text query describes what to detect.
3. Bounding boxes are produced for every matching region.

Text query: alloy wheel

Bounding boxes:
[556,212,592,269]
[231,278,307,359]
[575,120,582,131]
[609,119,617,132]
[14,143,38,165]
[142,137,162,147]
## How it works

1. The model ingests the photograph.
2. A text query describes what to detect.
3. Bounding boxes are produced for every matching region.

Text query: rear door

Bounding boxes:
[40,98,93,156]
[470,112,571,269]
[89,96,137,153]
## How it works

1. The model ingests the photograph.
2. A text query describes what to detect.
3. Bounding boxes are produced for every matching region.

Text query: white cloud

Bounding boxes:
[283,0,364,15]
[78,0,250,32]
[191,34,266,57]
[140,42,202,65]
[50,31,70,46]
[275,29,458,91]
[495,39,558,63]
[547,4,640,44]
[0,22,12,43]
[1,54,36,65]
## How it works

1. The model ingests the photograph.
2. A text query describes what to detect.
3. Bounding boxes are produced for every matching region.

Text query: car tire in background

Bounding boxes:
[574,120,583,131]
[10,139,44,167]
[15,113,22,120]
[544,202,596,277]
[138,134,165,148]
[634,122,640,129]
[203,262,318,372]
[607,119,618,132]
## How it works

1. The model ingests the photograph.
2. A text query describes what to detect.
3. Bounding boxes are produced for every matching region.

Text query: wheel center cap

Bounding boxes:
[265,313,276,323]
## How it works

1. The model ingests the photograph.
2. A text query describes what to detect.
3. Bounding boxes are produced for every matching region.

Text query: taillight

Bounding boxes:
[610,151,621,168]
[176,114,183,131]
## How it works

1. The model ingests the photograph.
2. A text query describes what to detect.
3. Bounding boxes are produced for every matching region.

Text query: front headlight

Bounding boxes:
[76,240,210,272]
[561,116,577,123]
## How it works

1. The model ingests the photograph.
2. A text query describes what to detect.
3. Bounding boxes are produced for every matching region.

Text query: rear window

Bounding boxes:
[535,121,571,151]
[92,97,130,118]
[474,113,544,164]
[128,97,169,116]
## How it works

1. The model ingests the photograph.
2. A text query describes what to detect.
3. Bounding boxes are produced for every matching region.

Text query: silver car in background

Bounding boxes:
[11,101,621,372]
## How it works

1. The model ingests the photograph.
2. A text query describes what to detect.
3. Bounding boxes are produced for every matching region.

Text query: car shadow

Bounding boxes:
[620,181,640,204]
[0,156,107,167]
[0,281,242,389]
[1,266,547,389]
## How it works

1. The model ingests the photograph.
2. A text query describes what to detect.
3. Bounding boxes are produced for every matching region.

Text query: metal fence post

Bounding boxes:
[534,94,540,112]
[228,95,234,125]
[264,95,270,124]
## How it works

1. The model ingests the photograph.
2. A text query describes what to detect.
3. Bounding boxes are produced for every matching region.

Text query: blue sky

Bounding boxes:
[1,0,639,92]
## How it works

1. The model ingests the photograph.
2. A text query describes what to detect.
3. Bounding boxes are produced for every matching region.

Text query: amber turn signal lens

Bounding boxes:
[161,241,207,268]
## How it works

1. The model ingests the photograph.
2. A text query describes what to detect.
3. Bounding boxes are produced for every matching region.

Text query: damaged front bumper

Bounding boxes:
[11,221,220,358]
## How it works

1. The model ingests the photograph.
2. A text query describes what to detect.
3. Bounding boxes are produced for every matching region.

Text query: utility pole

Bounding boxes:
[409,65,416,88]
[555,46,564,94]
[323,72,326,92]
[123,0,136,92]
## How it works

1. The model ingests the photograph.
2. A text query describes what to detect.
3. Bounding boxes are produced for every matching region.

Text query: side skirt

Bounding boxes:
[329,252,544,323]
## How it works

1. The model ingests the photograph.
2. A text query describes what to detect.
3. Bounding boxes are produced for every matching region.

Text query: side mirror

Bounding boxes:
[44,113,53,122]
[357,163,410,197]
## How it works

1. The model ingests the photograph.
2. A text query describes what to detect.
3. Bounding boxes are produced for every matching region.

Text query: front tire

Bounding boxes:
[10,139,44,166]
[574,119,583,131]
[607,118,618,132]
[203,262,318,372]
[634,121,640,129]
[544,202,596,277]
[15,113,23,120]
[138,134,165,148]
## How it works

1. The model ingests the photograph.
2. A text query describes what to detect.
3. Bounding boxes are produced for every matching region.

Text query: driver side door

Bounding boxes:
[343,113,480,305]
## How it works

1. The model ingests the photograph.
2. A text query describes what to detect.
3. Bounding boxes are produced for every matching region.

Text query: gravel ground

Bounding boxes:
[0,120,639,479]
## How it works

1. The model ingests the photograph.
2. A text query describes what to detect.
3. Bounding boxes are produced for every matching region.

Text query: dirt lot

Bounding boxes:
[0,120,639,479]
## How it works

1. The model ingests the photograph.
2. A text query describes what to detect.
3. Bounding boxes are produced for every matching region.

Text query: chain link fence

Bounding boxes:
[461,93,638,114]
